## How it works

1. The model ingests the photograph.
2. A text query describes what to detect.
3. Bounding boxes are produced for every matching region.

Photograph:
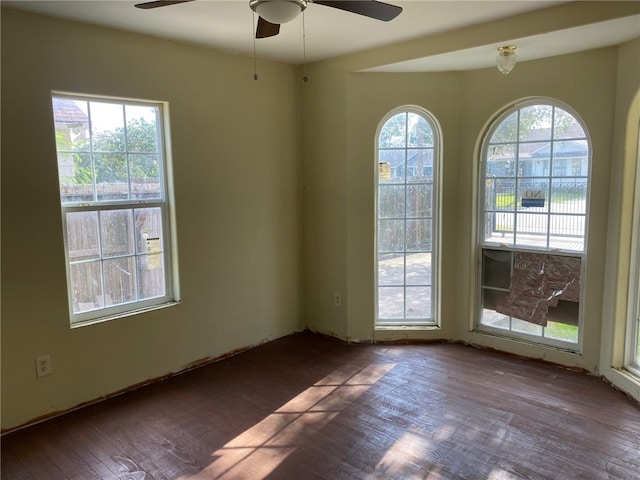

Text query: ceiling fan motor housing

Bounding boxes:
[249,0,308,24]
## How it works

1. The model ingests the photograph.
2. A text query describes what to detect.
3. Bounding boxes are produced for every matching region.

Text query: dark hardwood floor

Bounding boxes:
[2,332,639,480]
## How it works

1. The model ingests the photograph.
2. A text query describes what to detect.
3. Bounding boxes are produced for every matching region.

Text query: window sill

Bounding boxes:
[375,324,441,332]
[70,300,181,329]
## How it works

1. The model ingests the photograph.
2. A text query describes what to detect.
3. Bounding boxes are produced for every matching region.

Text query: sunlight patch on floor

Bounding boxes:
[182,363,395,479]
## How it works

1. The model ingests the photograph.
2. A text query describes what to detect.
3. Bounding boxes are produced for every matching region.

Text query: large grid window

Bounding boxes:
[52,94,178,326]
[376,108,439,326]
[478,100,590,349]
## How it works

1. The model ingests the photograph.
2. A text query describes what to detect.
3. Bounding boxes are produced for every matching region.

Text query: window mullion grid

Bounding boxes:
[509,110,522,331]
[402,112,409,320]
[132,207,141,303]
[86,101,98,203]
[96,208,106,310]
[122,105,133,201]
[546,106,556,251]
[513,111,520,248]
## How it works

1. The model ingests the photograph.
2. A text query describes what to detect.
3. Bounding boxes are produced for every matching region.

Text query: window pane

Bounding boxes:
[406,287,430,318]
[549,215,585,248]
[66,212,100,261]
[130,154,161,200]
[378,185,405,218]
[95,154,129,201]
[135,208,164,254]
[406,184,432,217]
[100,210,134,258]
[517,179,549,212]
[552,140,588,177]
[379,150,405,183]
[53,98,90,149]
[486,144,517,177]
[490,111,518,143]
[407,113,433,147]
[59,153,95,203]
[515,213,548,248]
[70,261,103,313]
[406,253,430,285]
[138,254,166,300]
[379,113,406,148]
[513,318,543,335]
[378,253,403,286]
[550,179,587,214]
[486,178,516,211]
[545,322,579,343]
[378,219,404,252]
[481,307,510,330]
[520,142,550,177]
[90,102,125,148]
[103,257,136,306]
[519,105,552,141]
[125,105,159,153]
[407,149,433,182]
[554,107,586,139]
[484,211,515,245]
[378,287,404,319]
[407,219,431,252]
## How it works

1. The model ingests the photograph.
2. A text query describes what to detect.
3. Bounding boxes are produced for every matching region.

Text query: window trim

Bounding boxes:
[374,105,441,327]
[52,92,180,327]
[476,98,591,351]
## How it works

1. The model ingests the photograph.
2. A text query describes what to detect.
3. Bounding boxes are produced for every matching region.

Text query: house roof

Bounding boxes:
[52,97,87,125]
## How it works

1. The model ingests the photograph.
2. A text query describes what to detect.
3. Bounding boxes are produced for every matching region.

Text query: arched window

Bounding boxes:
[478,99,590,349]
[376,107,440,326]
[625,125,640,376]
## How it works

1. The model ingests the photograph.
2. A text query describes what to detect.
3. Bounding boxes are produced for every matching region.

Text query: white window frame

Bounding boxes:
[477,99,591,351]
[375,106,441,327]
[52,92,180,327]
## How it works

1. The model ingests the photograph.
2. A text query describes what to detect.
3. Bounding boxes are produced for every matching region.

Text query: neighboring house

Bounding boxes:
[52,97,88,184]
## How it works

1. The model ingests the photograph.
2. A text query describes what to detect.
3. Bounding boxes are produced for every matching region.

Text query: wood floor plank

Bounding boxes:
[2,333,639,480]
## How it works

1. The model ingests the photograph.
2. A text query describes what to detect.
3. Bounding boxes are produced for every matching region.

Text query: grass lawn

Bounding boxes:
[545,321,578,343]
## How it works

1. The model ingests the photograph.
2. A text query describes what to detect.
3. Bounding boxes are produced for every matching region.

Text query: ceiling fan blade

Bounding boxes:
[134,0,195,10]
[313,0,402,21]
[256,17,280,39]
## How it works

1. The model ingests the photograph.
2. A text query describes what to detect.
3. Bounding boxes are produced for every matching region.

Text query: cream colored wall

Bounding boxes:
[1,9,302,431]
[343,72,462,342]
[302,46,631,374]
[302,67,462,342]
[301,66,349,340]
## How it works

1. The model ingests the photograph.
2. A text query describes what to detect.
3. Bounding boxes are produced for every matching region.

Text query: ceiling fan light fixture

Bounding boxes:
[250,0,307,24]
[496,45,517,75]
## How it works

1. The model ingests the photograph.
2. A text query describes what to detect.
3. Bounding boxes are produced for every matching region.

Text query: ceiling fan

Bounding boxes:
[134,0,403,39]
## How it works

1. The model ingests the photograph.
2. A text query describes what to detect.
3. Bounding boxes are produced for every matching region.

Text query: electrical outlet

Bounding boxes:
[35,354,52,378]
[334,292,342,307]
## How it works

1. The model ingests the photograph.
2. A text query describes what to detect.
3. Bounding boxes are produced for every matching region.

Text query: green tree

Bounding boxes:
[92,118,159,183]
[64,118,159,185]
[490,105,581,146]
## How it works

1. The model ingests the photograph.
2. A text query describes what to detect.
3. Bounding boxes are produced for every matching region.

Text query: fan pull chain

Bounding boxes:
[302,11,308,82]
[252,12,258,80]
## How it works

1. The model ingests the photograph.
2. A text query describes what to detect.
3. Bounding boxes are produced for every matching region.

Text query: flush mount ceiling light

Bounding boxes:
[496,45,517,75]
[250,0,307,25]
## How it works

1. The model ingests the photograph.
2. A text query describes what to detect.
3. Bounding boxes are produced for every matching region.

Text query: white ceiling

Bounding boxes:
[3,0,640,70]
